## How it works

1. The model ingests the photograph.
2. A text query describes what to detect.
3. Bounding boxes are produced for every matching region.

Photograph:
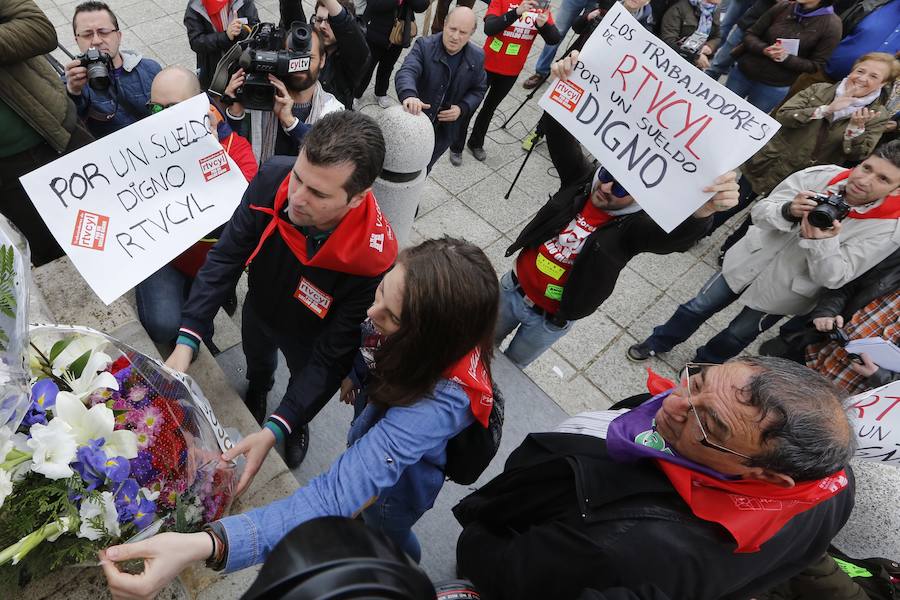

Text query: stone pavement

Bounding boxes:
[39,0,779,423]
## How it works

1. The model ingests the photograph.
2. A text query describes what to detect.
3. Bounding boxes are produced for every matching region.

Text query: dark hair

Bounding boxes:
[315,0,357,17]
[72,1,119,33]
[370,237,499,408]
[731,356,854,481]
[871,139,900,170]
[300,111,385,199]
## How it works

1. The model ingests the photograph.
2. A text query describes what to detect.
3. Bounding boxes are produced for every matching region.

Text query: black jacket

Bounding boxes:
[810,246,900,324]
[454,432,855,600]
[363,0,429,47]
[319,8,370,109]
[736,0,777,31]
[505,170,712,321]
[180,156,383,428]
[184,0,260,89]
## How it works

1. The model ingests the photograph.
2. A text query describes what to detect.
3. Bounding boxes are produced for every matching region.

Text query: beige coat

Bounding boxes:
[722,165,900,315]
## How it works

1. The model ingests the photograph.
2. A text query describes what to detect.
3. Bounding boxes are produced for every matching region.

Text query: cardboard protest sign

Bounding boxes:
[539,3,780,232]
[846,381,900,466]
[20,93,248,304]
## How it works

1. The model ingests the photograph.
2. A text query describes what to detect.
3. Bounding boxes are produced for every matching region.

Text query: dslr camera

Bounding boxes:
[76,47,113,91]
[808,191,851,230]
[210,22,314,111]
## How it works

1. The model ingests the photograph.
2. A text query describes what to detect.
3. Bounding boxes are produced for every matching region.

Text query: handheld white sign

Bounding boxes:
[846,380,900,466]
[539,3,780,232]
[20,93,249,304]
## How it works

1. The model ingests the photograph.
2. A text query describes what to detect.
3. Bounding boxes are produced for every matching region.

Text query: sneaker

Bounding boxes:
[284,423,310,469]
[449,151,463,166]
[376,95,392,108]
[626,341,657,362]
[521,129,540,151]
[522,73,547,90]
[244,385,269,425]
[469,146,487,162]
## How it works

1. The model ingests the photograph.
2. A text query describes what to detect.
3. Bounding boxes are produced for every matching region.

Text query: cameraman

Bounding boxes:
[222,25,343,161]
[313,0,369,110]
[629,140,900,365]
[63,1,161,138]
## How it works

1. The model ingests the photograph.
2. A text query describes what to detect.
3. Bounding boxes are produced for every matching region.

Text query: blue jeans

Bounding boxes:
[718,0,753,49]
[362,495,423,562]
[725,64,790,113]
[495,270,573,368]
[644,271,783,363]
[533,0,594,75]
[707,26,745,80]
[135,264,192,344]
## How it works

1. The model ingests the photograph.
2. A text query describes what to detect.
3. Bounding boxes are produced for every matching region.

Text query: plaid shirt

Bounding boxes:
[806,289,900,394]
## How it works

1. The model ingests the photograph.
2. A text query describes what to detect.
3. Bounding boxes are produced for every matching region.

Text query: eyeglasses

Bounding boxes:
[681,363,753,461]
[146,101,177,114]
[75,28,119,40]
[310,15,328,25]
[597,167,630,198]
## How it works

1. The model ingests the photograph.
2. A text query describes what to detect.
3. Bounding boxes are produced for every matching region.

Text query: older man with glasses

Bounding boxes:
[63,1,161,138]
[454,356,856,600]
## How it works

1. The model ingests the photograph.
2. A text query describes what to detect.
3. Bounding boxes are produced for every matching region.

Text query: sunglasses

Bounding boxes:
[146,101,177,115]
[597,167,630,198]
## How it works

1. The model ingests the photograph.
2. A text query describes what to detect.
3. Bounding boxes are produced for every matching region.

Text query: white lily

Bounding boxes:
[77,491,120,540]
[26,418,77,480]
[0,469,12,509]
[60,350,119,402]
[0,426,14,464]
[29,333,107,375]
[53,391,137,458]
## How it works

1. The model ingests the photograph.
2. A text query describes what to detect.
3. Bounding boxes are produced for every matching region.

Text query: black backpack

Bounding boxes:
[443,385,505,485]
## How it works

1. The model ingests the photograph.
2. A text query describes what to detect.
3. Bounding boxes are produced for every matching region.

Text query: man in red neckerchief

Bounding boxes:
[166,111,397,477]
[630,140,900,364]
[454,357,856,600]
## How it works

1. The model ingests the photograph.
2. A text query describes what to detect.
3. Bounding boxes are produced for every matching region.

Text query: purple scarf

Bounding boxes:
[605,391,738,480]
[792,3,834,22]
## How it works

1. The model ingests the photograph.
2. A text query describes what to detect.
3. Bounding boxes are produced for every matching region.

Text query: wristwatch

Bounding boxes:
[221,94,238,106]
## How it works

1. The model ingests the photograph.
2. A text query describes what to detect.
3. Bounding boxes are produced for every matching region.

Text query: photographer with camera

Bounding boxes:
[629,141,900,365]
[184,0,260,90]
[63,1,161,139]
[221,22,343,162]
[312,0,370,110]
[659,0,721,70]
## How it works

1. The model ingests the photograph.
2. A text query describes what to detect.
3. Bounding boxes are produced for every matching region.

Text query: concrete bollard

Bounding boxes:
[372,106,435,248]
[832,458,900,560]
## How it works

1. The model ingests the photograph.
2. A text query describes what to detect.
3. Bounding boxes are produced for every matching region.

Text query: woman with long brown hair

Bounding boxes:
[100,237,500,595]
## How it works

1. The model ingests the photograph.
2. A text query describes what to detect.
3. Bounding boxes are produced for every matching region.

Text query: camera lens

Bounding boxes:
[808,204,837,229]
[86,60,110,91]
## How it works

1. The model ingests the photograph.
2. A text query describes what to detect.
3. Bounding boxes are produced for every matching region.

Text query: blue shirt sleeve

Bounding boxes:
[217,379,473,572]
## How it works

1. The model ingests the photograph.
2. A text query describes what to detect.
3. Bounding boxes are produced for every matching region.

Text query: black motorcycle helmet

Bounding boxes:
[240,516,435,600]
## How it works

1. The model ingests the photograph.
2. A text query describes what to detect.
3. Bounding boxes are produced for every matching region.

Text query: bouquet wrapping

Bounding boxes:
[0,229,236,591]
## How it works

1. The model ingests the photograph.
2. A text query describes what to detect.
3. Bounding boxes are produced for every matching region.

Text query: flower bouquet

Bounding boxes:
[0,228,236,592]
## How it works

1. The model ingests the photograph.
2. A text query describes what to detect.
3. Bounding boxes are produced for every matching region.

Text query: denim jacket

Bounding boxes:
[217,378,474,572]
[66,49,161,138]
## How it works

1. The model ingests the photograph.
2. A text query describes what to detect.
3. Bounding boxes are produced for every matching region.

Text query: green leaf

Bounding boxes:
[66,350,93,380]
[48,339,73,364]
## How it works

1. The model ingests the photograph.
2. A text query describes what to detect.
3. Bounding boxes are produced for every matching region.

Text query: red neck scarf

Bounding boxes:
[828,169,900,220]
[201,0,230,31]
[642,369,850,553]
[246,174,398,277]
[444,347,493,427]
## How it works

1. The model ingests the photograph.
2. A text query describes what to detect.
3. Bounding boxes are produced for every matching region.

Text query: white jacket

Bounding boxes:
[722,165,900,315]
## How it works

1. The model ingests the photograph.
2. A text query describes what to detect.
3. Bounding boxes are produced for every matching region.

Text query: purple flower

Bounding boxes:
[31,379,59,411]
[132,497,156,529]
[129,450,157,486]
[73,439,108,491]
[114,478,140,522]
[103,455,131,483]
[21,405,47,428]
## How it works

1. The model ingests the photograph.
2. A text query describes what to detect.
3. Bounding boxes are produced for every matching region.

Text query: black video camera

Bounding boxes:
[210,22,314,111]
[808,191,851,230]
[76,47,113,91]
